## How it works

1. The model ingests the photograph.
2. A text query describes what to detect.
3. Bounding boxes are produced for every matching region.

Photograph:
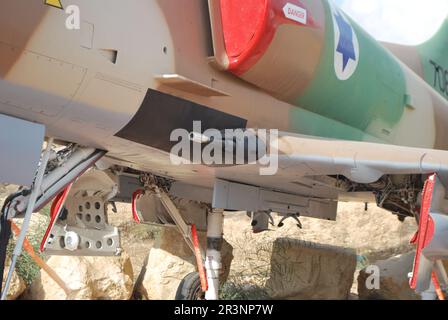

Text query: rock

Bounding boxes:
[357,252,420,300]
[2,260,26,300]
[87,253,134,300]
[0,184,18,203]
[139,226,233,300]
[26,253,134,300]
[265,238,357,300]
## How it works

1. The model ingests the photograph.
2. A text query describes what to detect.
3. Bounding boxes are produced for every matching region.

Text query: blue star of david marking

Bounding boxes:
[335,12,356,71]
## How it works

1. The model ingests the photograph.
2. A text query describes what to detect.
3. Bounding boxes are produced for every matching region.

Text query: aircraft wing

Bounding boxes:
[209,132,448,190]
[272,133,448,184]
[169,132,448,222]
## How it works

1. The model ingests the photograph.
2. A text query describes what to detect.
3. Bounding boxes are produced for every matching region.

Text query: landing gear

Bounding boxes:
[134,176,227,300]
[1,154,231,300]
[172,209,225,301]
[175,272,205,300]
[41,169,121,257]
[205,209,224,300]
[0,142,105,299]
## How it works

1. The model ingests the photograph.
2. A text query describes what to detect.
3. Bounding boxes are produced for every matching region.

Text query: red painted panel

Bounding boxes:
[220,0,316,75]
[409,174,436,290]
[40,183,73,253]
[220,0,267,59]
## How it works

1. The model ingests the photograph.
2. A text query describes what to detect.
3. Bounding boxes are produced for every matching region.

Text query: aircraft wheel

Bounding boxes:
[175,272,205,300]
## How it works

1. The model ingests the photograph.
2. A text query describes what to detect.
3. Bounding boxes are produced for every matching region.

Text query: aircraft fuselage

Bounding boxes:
[0,0,447,192]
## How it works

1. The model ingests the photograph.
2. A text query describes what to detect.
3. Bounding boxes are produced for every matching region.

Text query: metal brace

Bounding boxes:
[153,185,195,254]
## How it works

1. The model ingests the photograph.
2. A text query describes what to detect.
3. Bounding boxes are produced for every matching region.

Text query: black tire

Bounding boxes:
[175,272,205,300]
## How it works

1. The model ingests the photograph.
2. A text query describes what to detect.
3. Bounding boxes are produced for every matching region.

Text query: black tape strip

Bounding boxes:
[207,237,223,251]
[115,89,248,152]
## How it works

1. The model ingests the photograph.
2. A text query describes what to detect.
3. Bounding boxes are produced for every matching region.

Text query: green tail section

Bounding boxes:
[418,18,448,100]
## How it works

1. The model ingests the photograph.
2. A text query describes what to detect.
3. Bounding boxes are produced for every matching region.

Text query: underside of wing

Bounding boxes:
[172,132,448,221]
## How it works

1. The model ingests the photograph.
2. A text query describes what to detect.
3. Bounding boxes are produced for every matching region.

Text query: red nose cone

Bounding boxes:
[220,0,268,59]
[218,0,313,75]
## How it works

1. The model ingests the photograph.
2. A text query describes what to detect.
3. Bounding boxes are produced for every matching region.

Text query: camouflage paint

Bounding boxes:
[418,18,448,100]
[293,1,407,140]
[289,106,381,142]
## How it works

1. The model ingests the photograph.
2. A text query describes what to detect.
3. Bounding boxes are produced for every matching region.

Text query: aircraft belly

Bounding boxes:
[104,142,346,203]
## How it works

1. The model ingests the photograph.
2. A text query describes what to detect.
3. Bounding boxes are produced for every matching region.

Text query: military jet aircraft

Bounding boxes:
[0,0,448,300]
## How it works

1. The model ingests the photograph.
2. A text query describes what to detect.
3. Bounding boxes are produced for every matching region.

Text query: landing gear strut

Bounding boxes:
[136,176,226,300]
[205,209,224,300]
